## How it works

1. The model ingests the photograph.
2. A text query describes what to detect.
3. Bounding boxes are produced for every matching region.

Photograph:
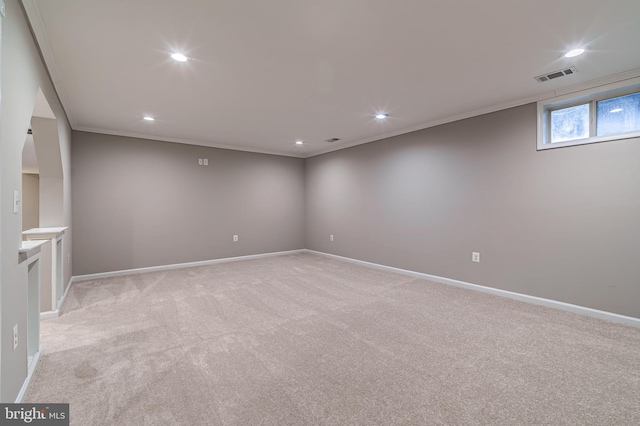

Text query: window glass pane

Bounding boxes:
[550,104,590,143]
[596,92,640,136]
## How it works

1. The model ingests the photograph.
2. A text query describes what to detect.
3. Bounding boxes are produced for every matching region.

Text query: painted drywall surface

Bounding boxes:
[72,131,305,275]
[0,0,73,401]
[306,103,640,318]
[31,117,64,226]
[21,174,39,231]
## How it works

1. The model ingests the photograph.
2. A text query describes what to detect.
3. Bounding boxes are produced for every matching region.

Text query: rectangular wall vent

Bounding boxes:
[534,66,578,83]
[324,138,341,143]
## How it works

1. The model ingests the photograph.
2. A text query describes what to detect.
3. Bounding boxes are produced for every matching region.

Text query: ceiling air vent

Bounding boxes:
[324,137,341,143]
[534,66,578,83]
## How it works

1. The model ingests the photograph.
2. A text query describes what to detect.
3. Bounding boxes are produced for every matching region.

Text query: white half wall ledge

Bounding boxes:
[305,250,640,329]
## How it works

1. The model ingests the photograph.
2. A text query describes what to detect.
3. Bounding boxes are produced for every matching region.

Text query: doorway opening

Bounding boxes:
[21,88,66,317]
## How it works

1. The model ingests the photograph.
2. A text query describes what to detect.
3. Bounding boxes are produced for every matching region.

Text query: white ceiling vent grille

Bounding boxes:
[324,137,341,143]
[534,66,578,83]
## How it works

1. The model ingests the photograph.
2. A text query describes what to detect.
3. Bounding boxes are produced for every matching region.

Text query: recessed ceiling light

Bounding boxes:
[375,113,388,120]
[170,52,188,62]
[296,140,304,145]
[143,116,155,121]
[564,48,585,58]
[610,108,623,113]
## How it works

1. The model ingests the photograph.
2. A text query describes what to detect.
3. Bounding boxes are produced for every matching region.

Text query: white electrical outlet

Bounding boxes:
[203,159,208,166]
[198,158,203,165]
[472,252,480,262]
[13,190,20,214]
[330,234,334,242]
[13,324,18,351]
[233,235,238,242]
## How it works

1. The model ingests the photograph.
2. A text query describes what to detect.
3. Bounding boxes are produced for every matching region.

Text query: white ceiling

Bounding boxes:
[24,0,640,158]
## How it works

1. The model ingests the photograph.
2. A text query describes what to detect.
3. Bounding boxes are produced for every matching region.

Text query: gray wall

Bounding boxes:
[21,174,39,231]
[72,131,305,275]
[1,0,73,401]
[306,103,640,318]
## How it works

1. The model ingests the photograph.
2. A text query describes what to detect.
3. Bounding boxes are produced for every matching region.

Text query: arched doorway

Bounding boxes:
[21,88,65,314]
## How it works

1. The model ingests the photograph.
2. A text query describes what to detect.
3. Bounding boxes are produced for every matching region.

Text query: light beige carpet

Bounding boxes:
[26,253,640,425]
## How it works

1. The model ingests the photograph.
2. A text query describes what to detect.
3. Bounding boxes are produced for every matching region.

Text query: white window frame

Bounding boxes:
[537,77,640,150]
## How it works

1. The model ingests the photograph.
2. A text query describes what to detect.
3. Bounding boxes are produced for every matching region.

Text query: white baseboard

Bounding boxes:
[67,248,639,327]
[71,249,306,283]
[15,347,43,403]
[305,250,640,328]
[57,277,74,311]
[40,277,74,320]
[40,310,59,320]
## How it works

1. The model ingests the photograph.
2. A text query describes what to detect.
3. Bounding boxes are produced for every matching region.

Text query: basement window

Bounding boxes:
[537,80,640,150]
